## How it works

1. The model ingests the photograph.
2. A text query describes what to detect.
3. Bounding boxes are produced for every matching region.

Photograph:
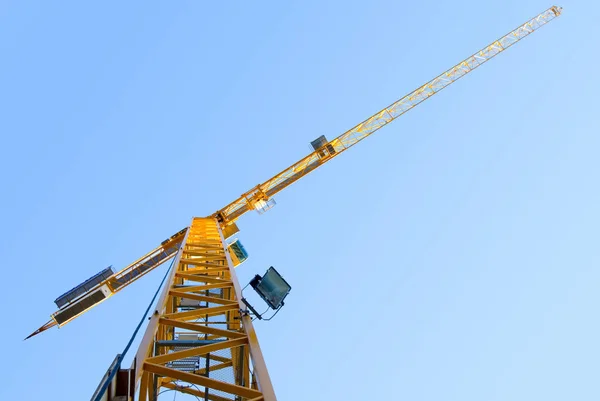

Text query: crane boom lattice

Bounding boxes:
[215,6,562,225]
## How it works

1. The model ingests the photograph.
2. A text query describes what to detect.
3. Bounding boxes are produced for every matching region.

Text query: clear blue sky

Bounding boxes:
[1,1,598,400]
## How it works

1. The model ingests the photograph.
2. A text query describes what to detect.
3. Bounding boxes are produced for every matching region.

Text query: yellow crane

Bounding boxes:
[27,6,562,401]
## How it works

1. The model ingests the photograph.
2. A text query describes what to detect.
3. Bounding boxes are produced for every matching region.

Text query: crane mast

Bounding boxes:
[26,6,562,401]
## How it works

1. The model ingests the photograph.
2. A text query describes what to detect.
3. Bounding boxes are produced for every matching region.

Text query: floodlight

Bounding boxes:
[250,267,291,310]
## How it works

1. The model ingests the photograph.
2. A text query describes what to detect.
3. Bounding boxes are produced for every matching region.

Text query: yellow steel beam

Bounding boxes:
[132,217,274,400]
[158,318,247,338]
[196,360,234,376]
[168,290,238,306]
[213,5,562,225]
[216,218,277,399]
[132,226,191,384]
[144,363,263,399]
[146,337,248,365]
[186,265,231,272]
[174,272,228,283]
[180,257,225,266]
[184,249,224,256]
[162,303,239,320]
[139,371,150,401]
[161,382,242,401]
[175,282,233,292]
[203,354,232,364]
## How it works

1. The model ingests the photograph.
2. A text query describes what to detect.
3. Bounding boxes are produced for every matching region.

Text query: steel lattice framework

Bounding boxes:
[136,218,274,401]
[214,6,562,224]
[26,6,563,401]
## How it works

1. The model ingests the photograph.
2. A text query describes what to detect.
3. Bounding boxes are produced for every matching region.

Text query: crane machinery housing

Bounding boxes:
[26,6,563,401]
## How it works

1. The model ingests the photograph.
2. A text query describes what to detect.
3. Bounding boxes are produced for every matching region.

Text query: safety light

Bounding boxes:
[249,267,291,310]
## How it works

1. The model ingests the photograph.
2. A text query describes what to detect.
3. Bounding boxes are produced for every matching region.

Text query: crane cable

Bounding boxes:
[92,254,177,401]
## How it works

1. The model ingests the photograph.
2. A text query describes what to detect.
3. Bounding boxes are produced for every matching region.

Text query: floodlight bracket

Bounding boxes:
[241,298,263,320]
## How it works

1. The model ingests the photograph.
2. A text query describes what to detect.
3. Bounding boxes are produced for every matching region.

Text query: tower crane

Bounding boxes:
[26,6,562,401]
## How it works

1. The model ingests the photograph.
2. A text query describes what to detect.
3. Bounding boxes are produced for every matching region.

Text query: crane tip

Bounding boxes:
[24,331,40,341]
[552,6,563,16]
[25,320,56,340]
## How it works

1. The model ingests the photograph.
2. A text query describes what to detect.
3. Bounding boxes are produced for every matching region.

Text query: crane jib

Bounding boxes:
[214,5,562,225]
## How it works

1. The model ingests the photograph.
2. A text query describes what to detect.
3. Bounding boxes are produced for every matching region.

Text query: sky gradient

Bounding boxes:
[1,1,598,400]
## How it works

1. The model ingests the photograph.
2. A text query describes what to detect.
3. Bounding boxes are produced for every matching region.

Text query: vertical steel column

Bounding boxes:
[216,219,277,400]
